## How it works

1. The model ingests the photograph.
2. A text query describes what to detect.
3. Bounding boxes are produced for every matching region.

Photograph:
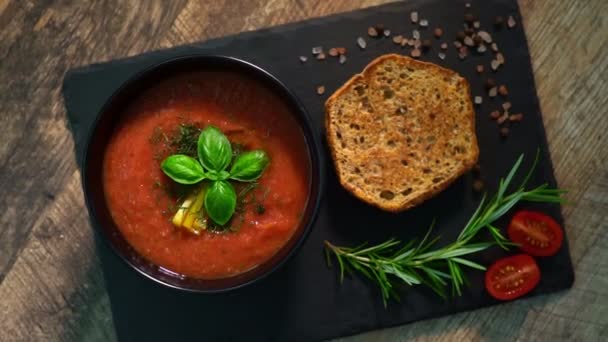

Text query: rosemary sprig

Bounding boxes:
[324,152,566,306]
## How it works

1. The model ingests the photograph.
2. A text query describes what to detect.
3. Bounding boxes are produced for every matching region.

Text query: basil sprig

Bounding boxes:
[161,125,269,226]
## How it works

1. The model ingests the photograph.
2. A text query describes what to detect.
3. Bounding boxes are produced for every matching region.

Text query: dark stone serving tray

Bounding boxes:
[62,1,573,341]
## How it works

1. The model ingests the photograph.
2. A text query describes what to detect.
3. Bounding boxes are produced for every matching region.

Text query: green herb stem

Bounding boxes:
[160,125,270,228]
[324,152,565,306]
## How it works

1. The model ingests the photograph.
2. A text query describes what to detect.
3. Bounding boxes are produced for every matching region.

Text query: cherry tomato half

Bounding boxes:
[485,254,540,301]
[508,210,564,257]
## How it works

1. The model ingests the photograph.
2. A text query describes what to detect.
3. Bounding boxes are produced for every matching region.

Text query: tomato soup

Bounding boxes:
[102,71,310,279]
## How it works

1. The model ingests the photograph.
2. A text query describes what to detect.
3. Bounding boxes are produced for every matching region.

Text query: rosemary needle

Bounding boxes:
[324,152,566,306]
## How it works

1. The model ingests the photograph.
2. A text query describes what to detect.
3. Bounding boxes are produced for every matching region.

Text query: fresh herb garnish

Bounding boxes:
[230,150,270,182]
[149,127,168,145]
[324,152,566,306]
[161,155,206,184]
[197,126,233,172]
[232,143,245,159]
[204,180,237,225]
[255,204,266,214]
[161,125,270,228]
[171,123,201,157]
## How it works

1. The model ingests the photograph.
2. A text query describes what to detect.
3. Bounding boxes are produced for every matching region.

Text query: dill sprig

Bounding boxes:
[170,123,201,157]
[324,152,567,306]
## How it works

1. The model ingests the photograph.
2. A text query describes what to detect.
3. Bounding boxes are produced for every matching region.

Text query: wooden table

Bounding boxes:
[1,0,606,341]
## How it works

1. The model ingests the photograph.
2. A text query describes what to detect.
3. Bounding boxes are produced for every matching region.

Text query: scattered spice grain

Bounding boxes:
[494,16,505,29]
[509,113,524,122]
[498,85,509,96]
[497,113,509,125]
[421,39,432,50]
[464,13,475,23]
[485,78,497,89]
[434,27,443,38]
[507,15,517,29]
[411,11,419,23]
[473,179,485,192]
[368,26,379,37]
[500,127,510,137]
[357,37,367,49]
[489,87,497,98]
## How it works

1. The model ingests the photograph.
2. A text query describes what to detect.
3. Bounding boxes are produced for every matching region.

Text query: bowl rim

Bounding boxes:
[82,54,324,293]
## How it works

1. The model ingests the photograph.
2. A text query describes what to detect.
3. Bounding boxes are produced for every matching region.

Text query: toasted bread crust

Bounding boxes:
[325,54,479,212]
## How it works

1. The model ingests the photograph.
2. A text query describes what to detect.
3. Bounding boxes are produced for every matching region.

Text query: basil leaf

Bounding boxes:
[229,150,270,182]
[198,126,232,172]
[204,180,237,226]
[161,155,206,184]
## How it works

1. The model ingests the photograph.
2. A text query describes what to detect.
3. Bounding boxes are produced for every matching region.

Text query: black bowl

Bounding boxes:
[82,55,323,293]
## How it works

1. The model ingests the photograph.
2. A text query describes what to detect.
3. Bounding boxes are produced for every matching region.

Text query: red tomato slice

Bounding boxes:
[485,254,540,301]
[508,210,564,256]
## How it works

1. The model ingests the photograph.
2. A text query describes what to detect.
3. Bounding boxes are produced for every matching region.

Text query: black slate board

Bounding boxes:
[62,1,574,341]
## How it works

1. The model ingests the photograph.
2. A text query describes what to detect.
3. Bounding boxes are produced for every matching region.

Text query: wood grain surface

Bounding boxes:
[0,0,606,341]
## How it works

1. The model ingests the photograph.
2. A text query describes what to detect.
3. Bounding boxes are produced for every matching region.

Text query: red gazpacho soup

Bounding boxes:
[102,70,311,279]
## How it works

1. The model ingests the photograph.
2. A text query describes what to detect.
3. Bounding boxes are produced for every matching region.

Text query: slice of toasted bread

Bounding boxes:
[325,54,479,212]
